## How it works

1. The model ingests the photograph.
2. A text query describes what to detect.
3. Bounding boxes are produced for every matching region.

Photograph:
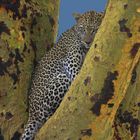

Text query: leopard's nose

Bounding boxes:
[85,41,91,45]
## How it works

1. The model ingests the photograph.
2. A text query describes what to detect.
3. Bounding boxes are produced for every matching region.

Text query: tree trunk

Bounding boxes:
[0,0,60,139]
[35,0,140,140]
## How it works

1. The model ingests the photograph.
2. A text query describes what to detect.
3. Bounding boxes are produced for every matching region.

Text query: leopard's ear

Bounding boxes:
[72,13,82,22]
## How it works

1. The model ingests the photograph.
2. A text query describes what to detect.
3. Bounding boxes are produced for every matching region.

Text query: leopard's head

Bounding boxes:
[73,10,104,45]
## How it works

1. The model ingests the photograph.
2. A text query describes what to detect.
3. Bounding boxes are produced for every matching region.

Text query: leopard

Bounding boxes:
[21,10,104,140]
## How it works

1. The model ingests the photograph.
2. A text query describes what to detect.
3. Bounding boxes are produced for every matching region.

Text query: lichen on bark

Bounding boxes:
[0,0,60,139]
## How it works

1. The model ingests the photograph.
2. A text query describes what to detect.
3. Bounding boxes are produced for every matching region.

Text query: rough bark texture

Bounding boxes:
[35,0,140,140]
[0,0,60,139]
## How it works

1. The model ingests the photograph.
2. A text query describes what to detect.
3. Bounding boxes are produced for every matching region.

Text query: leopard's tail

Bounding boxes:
[20,119,43,140]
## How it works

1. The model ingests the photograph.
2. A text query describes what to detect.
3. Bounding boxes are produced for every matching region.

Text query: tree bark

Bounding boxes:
[0,0,60,139]
[35,0,140,140]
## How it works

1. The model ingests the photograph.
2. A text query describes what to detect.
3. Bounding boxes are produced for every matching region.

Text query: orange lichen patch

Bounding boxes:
[0,7,6,14]
[82,136,94,140]
[12,0,17,3]
[17,31,24,42]
[136,8,140,13]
